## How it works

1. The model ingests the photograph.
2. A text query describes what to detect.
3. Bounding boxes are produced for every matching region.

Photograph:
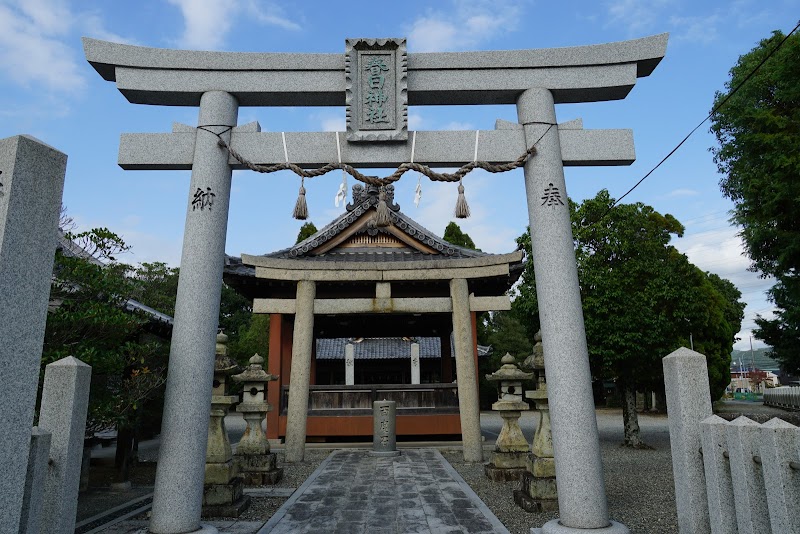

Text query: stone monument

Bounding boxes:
[372,400,400,457]
[0,135,66,532]
[485,353,533,481]
[232,353,283,485]
[84,33,667,533]
[516,331,558,512]
[201,332,250,518]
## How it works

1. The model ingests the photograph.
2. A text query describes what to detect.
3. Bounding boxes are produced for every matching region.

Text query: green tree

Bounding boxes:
[296,222,318,244]
[710,30,800,372]
[443,222,479,251]
[46,229,169,483]
[129,262,180,316]
[513,191,744,446]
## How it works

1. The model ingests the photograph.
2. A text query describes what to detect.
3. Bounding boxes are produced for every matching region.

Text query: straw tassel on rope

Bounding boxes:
[454,181,470,219]
[374,186,391,227]
[293,178,308,220]
[454,130,478,219]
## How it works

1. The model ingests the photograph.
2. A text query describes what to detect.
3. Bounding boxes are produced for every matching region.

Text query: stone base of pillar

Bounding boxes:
[514,488,558,513]
[235,452,284,485]
[370,449,401,458]
[514,471,558,512]
[533,519,630,534]
[484,463,528,482]
[202,474,250,518]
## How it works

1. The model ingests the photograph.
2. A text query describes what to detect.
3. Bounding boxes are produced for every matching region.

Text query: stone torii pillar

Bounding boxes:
[83,34,667,534]
[150,91,238,534]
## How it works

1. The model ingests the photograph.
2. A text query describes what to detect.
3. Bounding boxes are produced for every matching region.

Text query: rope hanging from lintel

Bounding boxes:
[198,125,549,222]
[206,129,539,187]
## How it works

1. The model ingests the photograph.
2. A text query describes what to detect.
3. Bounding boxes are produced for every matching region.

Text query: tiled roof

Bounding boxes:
[261,184,487,261]
[316,337,492,360]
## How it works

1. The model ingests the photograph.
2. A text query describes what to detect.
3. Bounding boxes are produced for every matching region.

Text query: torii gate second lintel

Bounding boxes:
[84,35,667,534]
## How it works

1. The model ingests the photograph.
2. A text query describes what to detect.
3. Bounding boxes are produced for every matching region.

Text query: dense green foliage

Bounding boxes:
[710,30,800,373]
[46,229,170,445]
[296,222,318,244]
[45,228,270,480]
[513,191,744,402]
[443,222,479,251]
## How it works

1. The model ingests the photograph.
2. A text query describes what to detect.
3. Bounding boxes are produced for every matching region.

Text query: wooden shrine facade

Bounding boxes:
[225,184,522,440]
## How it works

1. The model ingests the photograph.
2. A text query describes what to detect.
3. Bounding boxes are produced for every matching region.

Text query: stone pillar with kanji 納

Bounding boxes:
[515,330,558,512]
[201,332,250,518]
[484,353,533,481]
[150,90,239,534]
[232,353,283,485]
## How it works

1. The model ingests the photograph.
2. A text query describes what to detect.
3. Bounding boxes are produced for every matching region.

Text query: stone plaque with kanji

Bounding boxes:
[346,38,408,142]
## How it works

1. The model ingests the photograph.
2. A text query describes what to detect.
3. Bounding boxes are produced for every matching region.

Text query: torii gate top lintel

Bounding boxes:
[82,33,667,107]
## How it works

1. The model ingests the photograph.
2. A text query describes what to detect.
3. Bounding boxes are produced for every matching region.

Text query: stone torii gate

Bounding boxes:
[84,34,667,534]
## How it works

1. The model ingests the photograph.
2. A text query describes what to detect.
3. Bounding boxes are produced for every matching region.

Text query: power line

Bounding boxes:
[585,19,800,227]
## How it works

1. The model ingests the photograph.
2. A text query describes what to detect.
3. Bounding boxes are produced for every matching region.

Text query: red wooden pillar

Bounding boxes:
[266,313,282,440]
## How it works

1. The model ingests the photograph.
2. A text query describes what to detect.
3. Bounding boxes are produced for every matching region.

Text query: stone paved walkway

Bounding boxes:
[258,449,509,534]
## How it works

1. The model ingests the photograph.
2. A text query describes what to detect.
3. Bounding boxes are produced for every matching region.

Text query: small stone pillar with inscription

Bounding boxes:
[515,331,558,512]
[372,400,400,457]
[484,353,534,481]
[202,332,250,517]
[232,353,283,485]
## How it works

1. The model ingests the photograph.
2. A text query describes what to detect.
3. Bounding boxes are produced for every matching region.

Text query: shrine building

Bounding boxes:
[224,183,522,441]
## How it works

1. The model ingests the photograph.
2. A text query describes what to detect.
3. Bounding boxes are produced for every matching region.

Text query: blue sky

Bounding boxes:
[1,0,798,350]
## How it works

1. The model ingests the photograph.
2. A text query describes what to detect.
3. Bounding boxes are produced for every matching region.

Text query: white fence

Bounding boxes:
[663,347,800,534]
[764,386,800,410]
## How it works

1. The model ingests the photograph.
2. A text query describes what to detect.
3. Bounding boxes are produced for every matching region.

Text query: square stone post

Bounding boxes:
[284,279,316,462]
[39,356,92,534]
[663,347,712,534]
[517,89,624,533]
[0,135,66,532]
[450,278,482,462]
[150,91,238,534]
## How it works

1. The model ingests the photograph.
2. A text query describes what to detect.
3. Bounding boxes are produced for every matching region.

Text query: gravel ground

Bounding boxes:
[444,410,677,534]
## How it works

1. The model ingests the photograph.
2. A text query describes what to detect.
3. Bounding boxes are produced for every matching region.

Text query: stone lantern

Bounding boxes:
[202,331,250,517]
[232,353,283,484]
[484,353,533,481]
[514,330,558,512]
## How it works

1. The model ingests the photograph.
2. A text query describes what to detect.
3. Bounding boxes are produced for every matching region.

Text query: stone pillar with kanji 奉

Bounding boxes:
[233,353,283,485]
[515,330,558,512]
[201,332,250,518]
[484,353,533,481]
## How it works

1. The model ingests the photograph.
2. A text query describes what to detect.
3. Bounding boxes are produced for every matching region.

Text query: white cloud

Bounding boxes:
[243,0,301,31]
[168,0,300,50]
[669,14,720,44]
[443,121,475,131]
[676,226,753,286]
[605,1,724,43]
[605,0,670,35]
[83,13,138,45]
[168,0,233,50]
[406,0,524,52]
[666,188,700,198]
[0,2,85,91]
[17,0,71,35]
[320,115,346,132]
[409,112,424,130]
